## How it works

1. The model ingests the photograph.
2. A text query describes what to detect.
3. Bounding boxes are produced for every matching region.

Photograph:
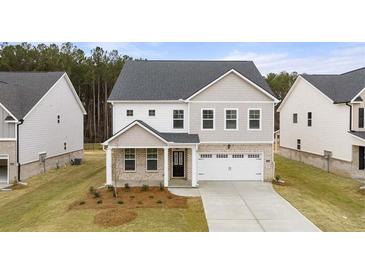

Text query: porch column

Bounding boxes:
[191,146,198,187]
[164,147,169,187]
[106,148,112,186]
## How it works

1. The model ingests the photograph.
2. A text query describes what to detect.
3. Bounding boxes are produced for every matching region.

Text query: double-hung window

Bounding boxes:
[149,110,156,117]
[173,110,184,129]
[124,148,136,171]
[202,109,214,130]
[359,108,364,128]
[225,109,238,130]
[126,109,133,117]
[146,148,158,171]
[293,113,298,124]
[307,112,312,127]
[248,109,261,130]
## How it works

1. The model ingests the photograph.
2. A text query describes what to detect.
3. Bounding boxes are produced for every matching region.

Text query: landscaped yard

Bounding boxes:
[0,150,208,232]
[274,154,365,232]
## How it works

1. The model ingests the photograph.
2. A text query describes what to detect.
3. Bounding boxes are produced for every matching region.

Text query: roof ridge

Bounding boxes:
[340,67,365,75]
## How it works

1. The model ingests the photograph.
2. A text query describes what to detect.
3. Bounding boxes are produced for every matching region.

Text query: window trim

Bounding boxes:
[201,108,215,131]
[124,148,136,172]
[146,148,158,172]
[126,109,133,117]
[173,109,184,129]
[293,113,298,124]
[247,108,262,131]
[307,112,312,127]
[224,108,239,131]
[148,109,156,117]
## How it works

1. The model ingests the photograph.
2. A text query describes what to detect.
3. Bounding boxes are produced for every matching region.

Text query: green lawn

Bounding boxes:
[0,151,208,232]
[274,154,365,232]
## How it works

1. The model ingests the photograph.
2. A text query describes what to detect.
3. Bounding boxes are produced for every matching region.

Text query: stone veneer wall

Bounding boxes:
[0,141,17,183]
[20,150,84,181]
[197,143,274,181]
[279,146,364,180]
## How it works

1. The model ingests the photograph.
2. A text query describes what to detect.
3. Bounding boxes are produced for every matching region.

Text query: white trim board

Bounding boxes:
[350,87,365,103]
[185,69,279,103]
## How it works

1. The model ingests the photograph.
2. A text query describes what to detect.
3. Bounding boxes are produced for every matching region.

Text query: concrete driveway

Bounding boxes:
[199,181,320,232]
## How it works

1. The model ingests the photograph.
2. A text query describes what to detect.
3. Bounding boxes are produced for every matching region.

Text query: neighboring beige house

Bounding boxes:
[0,72,86,185]
[278,67,365,179]
[102,60,279,187]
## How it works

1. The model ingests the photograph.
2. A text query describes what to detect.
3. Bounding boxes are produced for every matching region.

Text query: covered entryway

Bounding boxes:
[198,153,263,181]
[0,156,9,184]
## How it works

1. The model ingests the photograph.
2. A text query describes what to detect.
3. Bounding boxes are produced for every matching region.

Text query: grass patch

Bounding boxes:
[274,154,365,232]
[0,150,208,232]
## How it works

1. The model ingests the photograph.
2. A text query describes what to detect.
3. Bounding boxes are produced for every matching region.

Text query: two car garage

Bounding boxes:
[197,152,264,181]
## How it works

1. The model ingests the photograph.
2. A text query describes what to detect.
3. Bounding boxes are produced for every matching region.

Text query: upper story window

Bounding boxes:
[225,109,238,130]
[57,115,60,124]
[307,112,312,127]
[297,139,301,150]
[359,108,364,128]
[173,110,184,129]
[126,110,133,117]
[248,109,261,130]
[202,109,214,130]
[146,148,158,171]
[293,113,298,124]
[149,110,156,117]
[124,148,136,171]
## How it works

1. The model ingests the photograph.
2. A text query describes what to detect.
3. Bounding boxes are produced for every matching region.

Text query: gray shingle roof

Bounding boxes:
[301,67,365,103]
[0,72,65,119]
[108,120,200,144]
[109,60,275,101]
[349,131,365,140]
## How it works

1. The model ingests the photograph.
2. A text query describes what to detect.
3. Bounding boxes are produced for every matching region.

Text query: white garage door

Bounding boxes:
[198,153,263,181]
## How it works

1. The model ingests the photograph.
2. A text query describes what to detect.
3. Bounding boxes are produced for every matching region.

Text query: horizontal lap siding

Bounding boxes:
[0,106,15,139]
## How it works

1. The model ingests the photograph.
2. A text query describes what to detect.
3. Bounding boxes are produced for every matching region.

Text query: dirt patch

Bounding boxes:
[94,209,137,227]
[70,186,188,210]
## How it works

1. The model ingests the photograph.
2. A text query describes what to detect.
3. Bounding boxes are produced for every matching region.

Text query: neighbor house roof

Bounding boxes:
[103,120,200,145]
[0,71,65,119]
[349,131,365,141]
[109,60,276,101]
[301,67,365,103]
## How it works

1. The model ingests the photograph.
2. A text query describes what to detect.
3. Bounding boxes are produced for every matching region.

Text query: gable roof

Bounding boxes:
[301,67,365,103]
[109,60,276,101]
[103,120,200,145]
[0,71,65,119]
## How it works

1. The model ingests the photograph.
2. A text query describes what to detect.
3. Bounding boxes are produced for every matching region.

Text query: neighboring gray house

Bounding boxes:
[278,67,365,179]
[102,60,279,187]
[0,72,86,185]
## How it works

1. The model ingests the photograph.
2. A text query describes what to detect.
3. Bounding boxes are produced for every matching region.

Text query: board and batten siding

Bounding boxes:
[279,77,354,162]
[189,72,274,142]
[112,103,188,134]
[19,76,84,164]
[0,106,15,139]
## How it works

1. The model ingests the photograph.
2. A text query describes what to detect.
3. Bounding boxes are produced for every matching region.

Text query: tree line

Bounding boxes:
[0,42,297,139]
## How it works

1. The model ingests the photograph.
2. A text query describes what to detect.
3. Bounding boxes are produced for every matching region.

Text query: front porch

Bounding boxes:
[105,147,198,188]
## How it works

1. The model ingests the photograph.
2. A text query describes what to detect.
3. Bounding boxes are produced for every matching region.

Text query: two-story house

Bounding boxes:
[0,72,86,185]
[278,67,365,179]
[102,61,279,187]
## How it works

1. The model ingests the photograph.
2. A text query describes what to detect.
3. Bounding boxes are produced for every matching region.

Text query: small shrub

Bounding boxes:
[156,200,162,204]
[149,195,154,199]
[97,200,103,204]
[124,183,130,191]
[107,185,114,192]
[275,175,281,182]
[129,195,135,199]
[118,200,124,205]
[159,183,164,191]
[93,191,101,198]
[79,201,85,205]
[89,186,95,194]
[141,184,149,191]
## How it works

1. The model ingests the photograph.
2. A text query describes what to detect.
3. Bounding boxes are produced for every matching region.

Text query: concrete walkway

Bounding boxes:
[199,181,320,232]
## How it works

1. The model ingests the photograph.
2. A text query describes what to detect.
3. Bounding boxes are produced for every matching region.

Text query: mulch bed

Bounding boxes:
[69,186,188,227]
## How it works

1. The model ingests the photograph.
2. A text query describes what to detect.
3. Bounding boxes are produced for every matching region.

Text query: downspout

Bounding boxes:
[346,102,353,131]
[16,119,24,182]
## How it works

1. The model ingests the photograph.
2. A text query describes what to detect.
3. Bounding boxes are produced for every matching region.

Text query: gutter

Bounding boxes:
[346,103,353,132]
[16,119,24,182]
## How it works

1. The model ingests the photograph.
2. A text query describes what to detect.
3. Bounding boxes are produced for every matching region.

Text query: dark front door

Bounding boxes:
[173,151,184,177]
[359,146,365,170]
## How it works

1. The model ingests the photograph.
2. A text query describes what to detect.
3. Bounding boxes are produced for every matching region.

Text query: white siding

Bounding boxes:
[19,76,84,164]
[279,77,354,161]
[351,91,365,132]
[0,105,15,139]
[112,103,188,133]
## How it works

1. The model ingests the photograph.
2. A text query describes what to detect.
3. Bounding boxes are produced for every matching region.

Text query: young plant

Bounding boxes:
[141,184,149,191]
[79,201,85,205]
[89,186,95,194]
[124,183,130,192]
[129,195,135,199]
[275,175,281,182]
[93,191,101,198]
[159,182,164,191]
[118,200,124,205]
[156,200,162,204]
